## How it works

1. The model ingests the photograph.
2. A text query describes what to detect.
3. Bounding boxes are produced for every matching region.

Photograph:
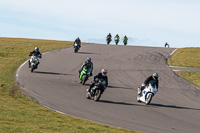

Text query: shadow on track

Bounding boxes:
[99,100,200,110]
[34,71,71,76]
[99,100,142,106]
[108,85,133,90]
[77,52,99,55]
[150,103,200,111]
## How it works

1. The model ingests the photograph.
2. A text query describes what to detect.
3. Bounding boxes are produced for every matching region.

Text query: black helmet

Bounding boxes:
[152,73,159,80]
[86,57,91,63]
[35,47,39,52]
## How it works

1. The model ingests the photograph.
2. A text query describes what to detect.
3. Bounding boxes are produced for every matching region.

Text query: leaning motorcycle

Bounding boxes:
[30,55,39,73]
[137,83,158,105]
[80,67,91,85]
[86,78,106,101]
[115,37,119,45]
[74,43,79,53]
[106,37,112,44]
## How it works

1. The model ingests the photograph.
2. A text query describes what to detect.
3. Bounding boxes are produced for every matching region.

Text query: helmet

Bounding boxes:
[109,33,111,35]
[152,73,158,79]
[86,57,91,63]
[35,47,39,52]
[101,68,107,76]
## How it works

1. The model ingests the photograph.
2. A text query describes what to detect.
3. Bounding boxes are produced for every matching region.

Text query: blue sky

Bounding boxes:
[0,0,200,48]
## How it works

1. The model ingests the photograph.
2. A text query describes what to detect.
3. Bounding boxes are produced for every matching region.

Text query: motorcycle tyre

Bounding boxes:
[94,89,102,101]
[82,76,87,85]
[31,66,34,73]
[74,48,78,53]
[145,93,153,105]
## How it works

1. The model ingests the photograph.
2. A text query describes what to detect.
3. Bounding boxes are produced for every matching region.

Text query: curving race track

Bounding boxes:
[16,44,200,133]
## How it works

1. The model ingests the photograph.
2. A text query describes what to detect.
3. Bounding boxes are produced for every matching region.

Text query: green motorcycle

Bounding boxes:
[80,67,91,85]
[115,36,119,45]
[123,38,128,45]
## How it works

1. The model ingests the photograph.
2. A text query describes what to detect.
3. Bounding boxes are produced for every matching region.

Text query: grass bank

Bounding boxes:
[0,37,137,133]
[168,47,200,88]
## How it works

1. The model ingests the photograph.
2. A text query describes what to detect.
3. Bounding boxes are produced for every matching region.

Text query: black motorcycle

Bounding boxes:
[86,79,106,101]
[106,37,112,44]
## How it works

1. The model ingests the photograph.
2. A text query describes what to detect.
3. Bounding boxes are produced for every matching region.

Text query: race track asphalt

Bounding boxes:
[17,44,200,133]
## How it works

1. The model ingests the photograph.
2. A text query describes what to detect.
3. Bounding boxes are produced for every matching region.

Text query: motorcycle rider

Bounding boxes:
[28,47,42,68]
[79,57,93,76]
[73,37,81,49]
[87,68,108,94]
[107,33,112,41]
[115,34,120,41]
[165,42,169,48]
[138,73,159,96]
[123,35,128,45]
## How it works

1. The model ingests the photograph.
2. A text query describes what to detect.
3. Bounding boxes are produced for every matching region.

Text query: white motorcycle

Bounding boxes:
[30,56,39,72]
[137,83,158,105]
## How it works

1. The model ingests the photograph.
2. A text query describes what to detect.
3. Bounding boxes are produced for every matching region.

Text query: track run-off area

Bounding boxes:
[16,44,200,133]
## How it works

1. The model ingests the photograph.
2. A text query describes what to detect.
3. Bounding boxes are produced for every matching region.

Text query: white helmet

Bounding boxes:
[152,73,158,79]
[101,68,107,76]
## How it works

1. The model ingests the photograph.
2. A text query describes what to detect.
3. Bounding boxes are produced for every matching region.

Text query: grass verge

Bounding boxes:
[168,47,200,88]
[0,37,138,133]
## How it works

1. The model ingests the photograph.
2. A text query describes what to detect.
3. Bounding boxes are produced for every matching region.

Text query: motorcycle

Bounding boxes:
[137,83,158,105]
[74,43,79,53]
[80,67,91,85]
[115,37,119,45]
[30,55,39,72]
[165,44,169,48]
[106,37,112,44]
[86,78,106,101]
[123,40,127,45]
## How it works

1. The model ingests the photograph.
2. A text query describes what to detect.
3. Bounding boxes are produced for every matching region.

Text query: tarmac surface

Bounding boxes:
[17,44,200,133]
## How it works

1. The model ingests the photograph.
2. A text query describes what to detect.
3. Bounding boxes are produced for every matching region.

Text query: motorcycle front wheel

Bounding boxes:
[145,93,153,105]
[94,89,102,101]
[31,66,34,73]
[82,76,87,85]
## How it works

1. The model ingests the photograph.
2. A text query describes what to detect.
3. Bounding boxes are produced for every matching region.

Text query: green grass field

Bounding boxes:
[0,37,138,133]
[168,47,200,88]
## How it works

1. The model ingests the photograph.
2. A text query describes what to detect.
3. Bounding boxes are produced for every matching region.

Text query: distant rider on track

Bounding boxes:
[138,73,159,96]
[106,33,112,44]
[123,35,128,45]
[28,47,42,68]
[73,37,81,49]
[107,33,112,39]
